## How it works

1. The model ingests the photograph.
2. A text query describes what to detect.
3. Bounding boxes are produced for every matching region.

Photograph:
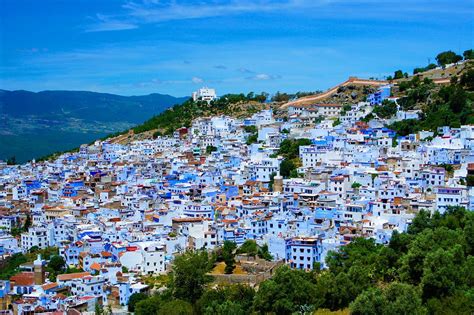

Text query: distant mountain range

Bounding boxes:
[0,90,188,163]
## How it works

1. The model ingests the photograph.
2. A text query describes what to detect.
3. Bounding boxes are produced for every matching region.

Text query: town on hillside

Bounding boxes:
[0,57,473,314]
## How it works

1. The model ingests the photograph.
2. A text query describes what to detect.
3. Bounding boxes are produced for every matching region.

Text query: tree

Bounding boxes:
[467,175,474,187]
[394,70,404,79]
[238,240,258,257]
[158,300,193,315]
[277,138,312,160]
[279,159,295,178]
[271,91,290,103]
[421,245,466,300]
[6,156,16,165]
[171,250,213,303]
[135,295,163,315]
[460,68,474,91]
[350,287,385,315]
[23,214,32,231]
[198,284,255,315]
[246,134,258,145]
[128,293,148,312]
[351,182,362,189]
[205,145,217,154]
[258,243,273,261]
[350,283,426,315]
[47,255,65,275]
[94,303,103,315]
[222,241,237,274]
[436,50,462,66]
[463,49,473,60]
[373,100,397,118]
[253,266,318,314]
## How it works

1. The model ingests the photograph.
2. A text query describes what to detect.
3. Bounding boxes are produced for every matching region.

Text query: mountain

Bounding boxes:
[0,90,188,163]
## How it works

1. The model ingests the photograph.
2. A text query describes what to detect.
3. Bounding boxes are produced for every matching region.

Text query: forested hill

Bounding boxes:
[0,90,187,123]
[0,90,187,163]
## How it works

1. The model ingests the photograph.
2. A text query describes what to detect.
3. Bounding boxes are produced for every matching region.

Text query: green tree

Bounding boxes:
[94,303,103,315]
[198,284,255,315]
[47,255,66,281]
[205,145,218,154]
[394,70,404,79]
[135,295,163,315]
[23,214,32,231]
[238,240,258,257]
[350,287,386,315]
[436,50,463,66]
[6,156,16,165]
[463,49,473,60]
[258,243,273,261]
[421,245,466,300]
[279,159,296,178]
[158,300,193,315]
[171,250,213,303]
[350,283,426,315]
[253,266,318,314]
[128,292,148,312]
[222,241,237,274]
[373,100,397,118]
[460,68,474,91]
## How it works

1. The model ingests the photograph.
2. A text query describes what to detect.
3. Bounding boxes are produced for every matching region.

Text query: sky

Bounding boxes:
[0,0,473,97]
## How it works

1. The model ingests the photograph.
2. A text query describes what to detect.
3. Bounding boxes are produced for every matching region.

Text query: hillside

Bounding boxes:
[0,90,187,162]
[110,93,275,144]
[282,77,389,108]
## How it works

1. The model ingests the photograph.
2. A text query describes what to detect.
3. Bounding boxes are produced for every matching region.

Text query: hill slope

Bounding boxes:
[0,90,187,162]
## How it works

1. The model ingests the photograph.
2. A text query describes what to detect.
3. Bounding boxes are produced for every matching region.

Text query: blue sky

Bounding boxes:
[1,0,472,97]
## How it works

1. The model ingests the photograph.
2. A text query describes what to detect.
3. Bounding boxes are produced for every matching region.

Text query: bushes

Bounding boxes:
[388,77,474,136]
[373,100,397,118]
[130,208,473,314]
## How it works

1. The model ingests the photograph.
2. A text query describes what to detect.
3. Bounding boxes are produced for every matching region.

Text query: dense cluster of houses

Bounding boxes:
[0,87,473,313]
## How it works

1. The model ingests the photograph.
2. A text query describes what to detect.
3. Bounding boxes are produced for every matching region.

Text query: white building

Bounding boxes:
[192,87,217,102]
[20,227,48,252]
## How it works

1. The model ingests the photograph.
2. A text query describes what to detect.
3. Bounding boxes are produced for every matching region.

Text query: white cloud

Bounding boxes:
[85,13,138,32]
[192,76,204,84]
[85,0,327,32]
[248,73,281,80]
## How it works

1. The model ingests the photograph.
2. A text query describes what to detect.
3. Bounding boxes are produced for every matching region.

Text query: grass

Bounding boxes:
[210,262,247,275]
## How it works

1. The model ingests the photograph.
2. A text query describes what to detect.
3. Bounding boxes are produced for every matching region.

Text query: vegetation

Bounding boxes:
[47,255,66,281]
[237,240,273,261]
[393,70,404,79]
[169,251,214,303]
[128,292,149,312]
[464,49,474,60]
[276,138,312,178]
[244,125,259,145]
[205,145,217,154]
[131,207,474,314]
[388,74,474,136]
[271,91,291,103]
[132,93,269,137]
[220,241,237,274]
[0,247,59,280]
[351,182,361,189]
[372,99,397,119]
[6,156,16,165]
[436,50,463,66]
[414,63,437,75]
